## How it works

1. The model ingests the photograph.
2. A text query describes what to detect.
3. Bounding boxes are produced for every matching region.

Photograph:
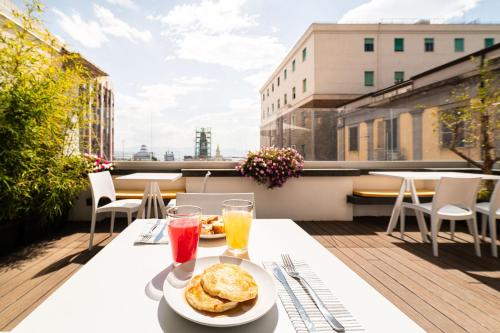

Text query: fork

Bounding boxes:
[139,220,161,242]
[281,254,345,332]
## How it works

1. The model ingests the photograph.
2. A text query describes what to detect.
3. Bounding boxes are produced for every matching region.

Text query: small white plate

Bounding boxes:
[163,256,277,327]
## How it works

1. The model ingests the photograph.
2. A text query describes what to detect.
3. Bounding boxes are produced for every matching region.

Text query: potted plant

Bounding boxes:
[236,147,304,189]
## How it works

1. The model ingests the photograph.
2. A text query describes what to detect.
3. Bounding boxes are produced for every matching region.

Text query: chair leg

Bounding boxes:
[450,220,455,240]
[400,207,405,240]
[467,217,481,257]
[489,215,497,258]
[110,211,115,235]
[431,216,439,257]
[89,211,97,251]
[481,214,487,240]
[127,211,132,225]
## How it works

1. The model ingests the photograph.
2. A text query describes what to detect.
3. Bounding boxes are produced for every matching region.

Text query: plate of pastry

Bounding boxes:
[163,256,277,327]
[200,215,226,239]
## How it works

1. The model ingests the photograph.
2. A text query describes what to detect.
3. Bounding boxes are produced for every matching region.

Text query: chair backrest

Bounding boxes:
[175,193,256,217]
[432,177,481,213]
[490,180,500,213]
[88,171,116,209]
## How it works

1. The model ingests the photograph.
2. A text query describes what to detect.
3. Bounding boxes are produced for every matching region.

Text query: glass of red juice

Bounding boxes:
[166,205,202,265]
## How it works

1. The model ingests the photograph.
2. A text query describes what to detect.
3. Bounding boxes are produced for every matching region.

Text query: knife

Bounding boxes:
[271,263,317,333]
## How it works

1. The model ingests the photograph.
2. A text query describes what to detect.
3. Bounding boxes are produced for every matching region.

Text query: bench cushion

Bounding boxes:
[115,189,185,200]
[353,189,434,198]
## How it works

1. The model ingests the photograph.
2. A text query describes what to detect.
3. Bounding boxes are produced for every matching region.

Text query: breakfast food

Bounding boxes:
[200,264,258,302]
[185,263,258,313]
[200,215,225,235]
[185,275,239,313]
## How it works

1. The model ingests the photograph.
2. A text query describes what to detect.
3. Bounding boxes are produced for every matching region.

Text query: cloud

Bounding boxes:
[244,70,272,88]
[114,76,218,155]
[52,5,151,48]
[105,0,137,9]
[153,0,286,72]
[339,0,480,23]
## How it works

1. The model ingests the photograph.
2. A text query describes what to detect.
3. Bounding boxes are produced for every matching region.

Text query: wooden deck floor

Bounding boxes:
[0,218,498,332]
[297,219,500,333]
[0,220,126,331]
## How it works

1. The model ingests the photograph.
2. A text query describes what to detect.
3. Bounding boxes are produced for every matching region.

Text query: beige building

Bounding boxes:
[337,43,500,161]
[260,23,500,159]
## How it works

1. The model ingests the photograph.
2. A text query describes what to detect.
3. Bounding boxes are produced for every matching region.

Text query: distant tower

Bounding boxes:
[215,144,222,160]
[195,127,211,159]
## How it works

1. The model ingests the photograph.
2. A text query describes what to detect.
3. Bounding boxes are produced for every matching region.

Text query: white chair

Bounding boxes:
[400,177,481,257]
[174,193,256,217]
[476,180,500,257]
[88,171,141,250]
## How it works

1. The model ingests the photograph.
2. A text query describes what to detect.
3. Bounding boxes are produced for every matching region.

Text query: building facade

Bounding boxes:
[337,43,500,161]
[260,23,500,160]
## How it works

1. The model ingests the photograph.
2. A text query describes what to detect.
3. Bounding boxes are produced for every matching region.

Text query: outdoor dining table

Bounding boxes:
[12,219,423,332]
[116,173,182,219]
[369,171,500,242]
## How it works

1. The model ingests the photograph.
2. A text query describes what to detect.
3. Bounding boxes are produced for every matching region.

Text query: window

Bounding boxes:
[277,98,280,109]
[292,87,296,99]
[364,71,374,86]
[424,38,434,52]
[292,59,296,72]
[394,71,404,84]
[302,48,307,62]
[277,76,280,86]
[301,144,306,158]
[440,110,466,148]
[272,103,274,112]
[272,83,274,92]
[302,78,307,92]
[394,38,404,52]
[262,94,265,101]
[349,126,359,151]
[267,89,269,97]
[454,38,464,52]
[284,93,287,105]
[485,38,495,48]
[267,107,269,115]
[301,111,306,126]
[284,69,287,80]
[364,38,374,52]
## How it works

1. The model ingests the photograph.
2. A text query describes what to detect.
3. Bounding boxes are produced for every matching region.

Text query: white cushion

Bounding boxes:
[97,199,141,212]
[405,202,473,217]
[476,202,500,216]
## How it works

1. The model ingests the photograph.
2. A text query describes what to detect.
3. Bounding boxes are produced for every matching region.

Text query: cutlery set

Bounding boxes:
[272,254,345,333]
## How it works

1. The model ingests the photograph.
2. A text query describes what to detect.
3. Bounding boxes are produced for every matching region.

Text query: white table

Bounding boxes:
[116,173,182,219]
[12,219,423,332]
[370,171,500,241]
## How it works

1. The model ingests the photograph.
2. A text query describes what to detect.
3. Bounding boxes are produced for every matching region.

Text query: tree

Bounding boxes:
[438,56,500,192]
[0,1,94,224]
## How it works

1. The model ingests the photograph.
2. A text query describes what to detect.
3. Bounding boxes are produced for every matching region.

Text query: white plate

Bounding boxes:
[200,232,226,239]
[163,256,277,327]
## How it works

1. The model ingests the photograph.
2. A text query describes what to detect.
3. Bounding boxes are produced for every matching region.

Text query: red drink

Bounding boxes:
[168,217,202,264]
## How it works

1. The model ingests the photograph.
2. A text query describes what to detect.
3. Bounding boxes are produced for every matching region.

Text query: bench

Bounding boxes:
[115,189,186,200]
[348,189,434,205]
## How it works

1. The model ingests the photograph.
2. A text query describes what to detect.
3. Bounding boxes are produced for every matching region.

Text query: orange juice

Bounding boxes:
[223,210,252,253]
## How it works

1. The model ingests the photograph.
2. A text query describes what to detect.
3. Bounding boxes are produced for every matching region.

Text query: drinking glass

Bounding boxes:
[166,205,202,265]
[222,199,254,255]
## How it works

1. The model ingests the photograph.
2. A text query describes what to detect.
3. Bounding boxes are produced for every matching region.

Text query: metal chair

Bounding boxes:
[477,180,500,257]
[88,171,141,250]
[174,193,256,217]
[400,177,481,257]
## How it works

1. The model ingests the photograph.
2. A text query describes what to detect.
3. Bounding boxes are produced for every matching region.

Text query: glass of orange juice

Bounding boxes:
[222,199,254,255]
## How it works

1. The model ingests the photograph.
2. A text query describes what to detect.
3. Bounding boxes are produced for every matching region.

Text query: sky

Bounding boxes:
[13,0,500,159]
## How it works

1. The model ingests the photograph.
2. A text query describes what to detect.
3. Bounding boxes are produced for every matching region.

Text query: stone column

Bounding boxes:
[410,109,424,160]
[366,119,374,160]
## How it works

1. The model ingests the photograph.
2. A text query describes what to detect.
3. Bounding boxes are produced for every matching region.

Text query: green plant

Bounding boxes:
[236,146,304,189]
[0,1,95,224]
